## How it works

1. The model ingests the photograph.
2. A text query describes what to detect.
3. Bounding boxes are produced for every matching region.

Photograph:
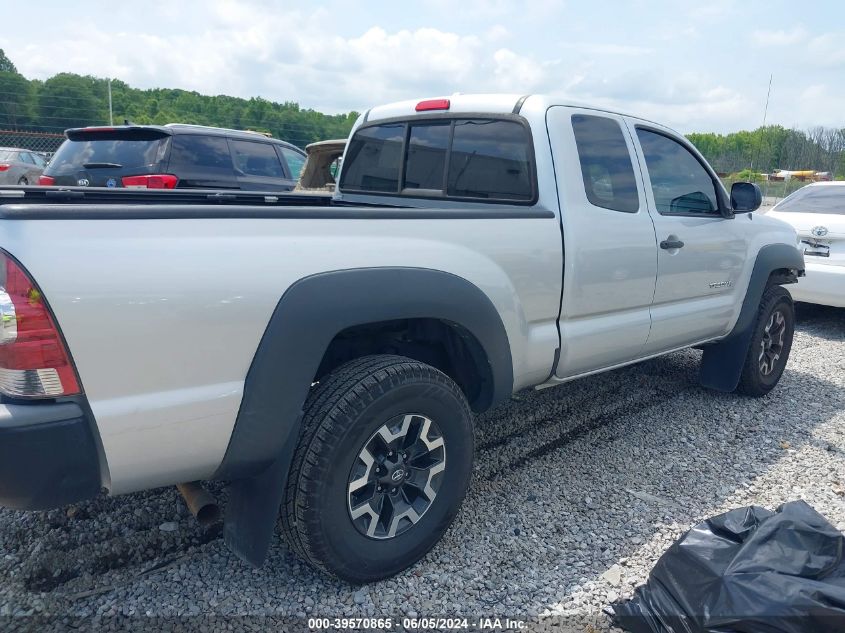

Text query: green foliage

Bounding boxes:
[0,71,33,127]
[37,73,105,129]
[0,49,17,74]
[687,125,845,178]
[0,47,358,148]
[733,169,764,182]
[0,47,840,168]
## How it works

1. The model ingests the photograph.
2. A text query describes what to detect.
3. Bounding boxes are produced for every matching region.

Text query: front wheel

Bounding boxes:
[281,355,474,583]
[735,285,795,397]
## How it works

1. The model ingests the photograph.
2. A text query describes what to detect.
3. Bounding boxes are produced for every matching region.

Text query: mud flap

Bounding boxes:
[699,243,803,392]
[223,433,298,567]
[699,325,756,392]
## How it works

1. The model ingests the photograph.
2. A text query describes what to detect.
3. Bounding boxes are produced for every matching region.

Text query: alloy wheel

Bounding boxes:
[759,310,786,376]
[347,414,446,539]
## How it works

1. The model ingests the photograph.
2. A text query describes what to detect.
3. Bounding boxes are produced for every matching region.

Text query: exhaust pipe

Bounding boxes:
[177,481,221,527]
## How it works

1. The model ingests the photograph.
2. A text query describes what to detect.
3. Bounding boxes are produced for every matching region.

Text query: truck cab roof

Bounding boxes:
[363,93,672,133]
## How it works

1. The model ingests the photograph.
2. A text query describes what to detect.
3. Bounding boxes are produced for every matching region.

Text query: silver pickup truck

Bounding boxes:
[0,94,804,583]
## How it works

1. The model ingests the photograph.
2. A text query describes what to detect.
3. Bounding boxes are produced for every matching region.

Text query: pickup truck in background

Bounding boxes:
[0,94,803,583]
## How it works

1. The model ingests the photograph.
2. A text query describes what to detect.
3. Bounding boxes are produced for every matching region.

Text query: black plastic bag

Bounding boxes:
[612,500,845,632]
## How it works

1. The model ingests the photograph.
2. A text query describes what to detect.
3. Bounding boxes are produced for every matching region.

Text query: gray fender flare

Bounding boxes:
[214,267,513,566]
[699,244,804,392]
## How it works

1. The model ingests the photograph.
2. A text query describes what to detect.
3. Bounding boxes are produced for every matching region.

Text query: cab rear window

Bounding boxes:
[340,117,535,203]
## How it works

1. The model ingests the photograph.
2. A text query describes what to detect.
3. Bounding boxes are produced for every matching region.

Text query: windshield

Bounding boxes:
[46,136,167,175]
[774,185,845,215]
[0,150,18,162]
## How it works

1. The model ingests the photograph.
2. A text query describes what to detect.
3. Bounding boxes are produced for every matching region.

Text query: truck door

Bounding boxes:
[626,123,749,353]
[547,107,658,378]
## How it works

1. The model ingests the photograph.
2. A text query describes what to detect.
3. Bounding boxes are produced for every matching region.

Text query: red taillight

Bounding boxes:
[121,174,178,189]
[0,164,10,172]
[415,99,451,112]
[38,175,55,186]
[0,252,81,398]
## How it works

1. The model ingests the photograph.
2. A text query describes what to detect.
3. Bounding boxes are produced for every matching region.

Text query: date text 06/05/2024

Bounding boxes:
[307,617,527,630]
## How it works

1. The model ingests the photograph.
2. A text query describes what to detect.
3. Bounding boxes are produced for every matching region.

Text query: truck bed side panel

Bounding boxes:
[0,210,561,493]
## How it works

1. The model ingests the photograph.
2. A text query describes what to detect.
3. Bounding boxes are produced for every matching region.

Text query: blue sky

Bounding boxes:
[1,0,843,133]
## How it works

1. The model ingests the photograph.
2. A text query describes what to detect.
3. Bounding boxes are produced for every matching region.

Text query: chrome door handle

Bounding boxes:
[660,239,685,250]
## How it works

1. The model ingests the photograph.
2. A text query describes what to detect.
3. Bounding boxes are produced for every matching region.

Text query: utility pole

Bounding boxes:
[750,74,773,176]
[108,78,114,126]
[761,73,773,129]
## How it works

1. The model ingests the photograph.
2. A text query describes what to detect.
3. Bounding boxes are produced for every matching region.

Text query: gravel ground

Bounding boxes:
[1,304,843,632]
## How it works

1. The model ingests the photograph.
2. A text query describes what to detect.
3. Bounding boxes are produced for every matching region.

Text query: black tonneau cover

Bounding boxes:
[0,186,554,220]
[0,185,333,207]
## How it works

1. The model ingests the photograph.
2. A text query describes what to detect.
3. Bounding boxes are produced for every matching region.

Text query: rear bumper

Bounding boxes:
[789,261,845,308]
[0,402,102,510]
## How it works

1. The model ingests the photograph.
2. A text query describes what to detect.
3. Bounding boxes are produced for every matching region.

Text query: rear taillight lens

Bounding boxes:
[0,252,81,398]
[0,164,10,172]
[38,175,55,185]
[121,174,178,189]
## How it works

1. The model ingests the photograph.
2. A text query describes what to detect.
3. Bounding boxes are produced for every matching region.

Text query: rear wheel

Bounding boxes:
[281,355,474,583]
[735,285,794,397]
[17,177,27,185]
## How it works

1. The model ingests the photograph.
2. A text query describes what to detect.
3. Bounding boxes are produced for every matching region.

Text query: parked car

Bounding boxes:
[38,124,306,191]
[767,182,844,307]
[0,94,803,584]
[294,139,346,192]
[0,147,48,185]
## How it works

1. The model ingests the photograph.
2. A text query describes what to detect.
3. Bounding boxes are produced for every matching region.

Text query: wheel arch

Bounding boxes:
[699,243,804,392]
[214,267,512,566]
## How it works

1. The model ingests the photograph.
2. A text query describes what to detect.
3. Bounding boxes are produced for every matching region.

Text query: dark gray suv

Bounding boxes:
[40,124,306,191]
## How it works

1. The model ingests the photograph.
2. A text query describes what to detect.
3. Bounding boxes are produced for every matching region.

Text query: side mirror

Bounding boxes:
[731,182,762,212]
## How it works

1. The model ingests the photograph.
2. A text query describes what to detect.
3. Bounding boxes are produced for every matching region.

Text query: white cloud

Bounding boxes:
[0,0,842,133]
[492,49,546,91]
[485,25,510,42]
[752,27,808,47]
[806,32,845,67]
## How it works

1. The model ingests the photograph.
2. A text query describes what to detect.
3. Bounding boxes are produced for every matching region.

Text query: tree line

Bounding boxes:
[688,126,845,178]
[0,48,843,173]
[0,49,357,148]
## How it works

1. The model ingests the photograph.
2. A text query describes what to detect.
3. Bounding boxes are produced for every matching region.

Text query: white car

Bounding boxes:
[768,182,845,308]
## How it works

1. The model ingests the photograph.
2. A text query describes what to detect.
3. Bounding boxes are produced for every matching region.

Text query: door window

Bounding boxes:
[279,146,305,179]
[18,152,35,165]
[572,115,639,213]
[229,140,285,178]
[636,129,719,216]
[169,135,233,171]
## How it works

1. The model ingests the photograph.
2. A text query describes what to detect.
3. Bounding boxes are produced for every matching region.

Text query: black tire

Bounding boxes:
[281,354,474,583]
[17,177,27,185]
[735,285,794,397]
